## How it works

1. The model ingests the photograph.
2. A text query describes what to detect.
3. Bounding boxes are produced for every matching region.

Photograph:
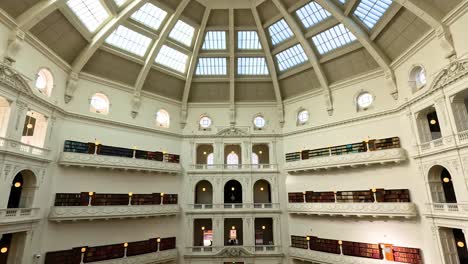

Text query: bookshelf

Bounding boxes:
[288,189,411,203]
[305,191,335,203]
[44,248,81,264]
[392,246,422,264]
[309,236,340,254]
[126,238,158,257]
[84,243,125,262]
[342,241,382,259]
[291,236,308,249]
[63,141,95,154]
[162,194,178,205]
[53,193,177,206]
[288,192,305,203]
[159,237,176,251]
[336,190,374,203]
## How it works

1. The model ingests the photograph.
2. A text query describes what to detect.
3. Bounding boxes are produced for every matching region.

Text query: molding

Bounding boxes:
[58,152,181,174]
[184,246,284,258]
[185,203,281,214]
[186,164,279,174]
[424,203,468,222]
[48,204,180,222]
[288,202,417,218]
[0,208,41,227]
[84,249,178,264]
[284,148,407,173]
[289,247,410,264]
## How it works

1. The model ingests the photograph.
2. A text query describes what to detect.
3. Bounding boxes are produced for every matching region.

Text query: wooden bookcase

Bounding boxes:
[159,237,176,251]
[392,246,422,264]
[305,191,335,203]
[44,248,82,264]
[288,192,305,203]
[291,236,308,249]
[342,241,382,259]
[126,238,158,257]
[84,243,125,262]
[309,236,340,254]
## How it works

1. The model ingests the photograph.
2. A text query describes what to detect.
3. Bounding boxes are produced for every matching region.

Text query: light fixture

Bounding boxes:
[457,241,465,248]
[81,247,86,253]
[430,119,437,125]
[133,146,137,150]
[371,188,377,193]
[201,226,205,230]
[88,192,94,196]
[163,150,167,154]
[231,226,236,230]
[160,193,165,196]
[157,238,161,243]
[128,192,133,197]
[0,247,7,254]
[259,150,263,154]
[231,151,235,154]
[443,177,450,183]
[203,151,207,155]
[260,187,264,191]
[202,188,206,192]
[14,182,21,188]
[338,240,342,245]
[303,191,306,195]
[306,236,310,241]
[95,140,100,145]
[123,243,128,248]
[231,187,235,191]
[26,123,33,129]
[262,225,266,230]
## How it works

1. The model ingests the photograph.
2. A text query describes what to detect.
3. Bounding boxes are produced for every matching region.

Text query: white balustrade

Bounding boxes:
[426,203,468,219]
[185,245,282,255]
[0,208,40,224]
[187,203,280,212]
[418,136,455,153]
[0,137,50,160]
[458,130,468,142]
[188,163,278,173]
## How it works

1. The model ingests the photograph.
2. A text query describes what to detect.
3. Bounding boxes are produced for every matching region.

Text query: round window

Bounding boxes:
[297,110,309,124]
[254,116,266,128]
[415,68,427,87]
[357,92,373,109]
[156,110,170,128]
[90,93,109,114]
[199,116,212,128]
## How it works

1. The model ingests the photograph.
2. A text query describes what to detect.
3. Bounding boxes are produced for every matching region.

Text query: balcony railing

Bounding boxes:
[419,135,456,153]
[457,130,468,143]
[187,163,278,173]
[0,208,40,224]
[425,203,468,219]
[0,137,51,161]
[186,203,280,213]
[185,245,283,256]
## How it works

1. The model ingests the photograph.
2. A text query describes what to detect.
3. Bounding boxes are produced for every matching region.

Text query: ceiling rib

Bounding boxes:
[392,0,456,58]
[251,4,285,126]
[315,0,399,100]
[181,8,211,127]
[65,0,147,103]
[229,8,236,125]
[16,0,66,31]
[272,0,334,115]
[131,0,190,117]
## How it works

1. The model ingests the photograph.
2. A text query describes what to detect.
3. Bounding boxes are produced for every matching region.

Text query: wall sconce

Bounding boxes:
[203,151,207,155]
[123,243,128,248]
[261,225,266,230]
[95,140,100,146]
[443,177,450,183]
[231,187,235,191]
[231,226,236,230]
[81,248,86,253]
[14,182,21,188]
[430,119,437,125]
[133,146,137,150]
[157,238,161,243]
[259,150,263,155]
[128,192,133,197]
[160,193,165,197]
[162,150,167,154]
[202,188,206,192]
[0,247,8,254]
[201,226,205,231]
[260,187,264,191]
[88,192,94,196]
[231,151,235,154]
[302,191,306,195]
[338,240,342,245]
[306,236,310,241]
[26,123,33,129]
[457,241,465,248]
[371,188,377,193]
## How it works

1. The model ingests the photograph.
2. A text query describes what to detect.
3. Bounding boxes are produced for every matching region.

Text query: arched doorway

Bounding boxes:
[7,170,37,209]
[194,180,213,208]
[224,180,242,207]
[253,180,271,208]
[428,165,457,203]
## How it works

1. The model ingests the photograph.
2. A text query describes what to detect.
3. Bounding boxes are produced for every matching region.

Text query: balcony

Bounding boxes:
[289,247,411,264]
[83,249,177,264]
[288,202,417,218]
[187,164,278,174]
[0,137,51,162]
[184,245,283,257]
[425,203,468,220]
[418,135,456,154]
[48,204,179,222]
[0,208,41,227]
[185,203,281,214]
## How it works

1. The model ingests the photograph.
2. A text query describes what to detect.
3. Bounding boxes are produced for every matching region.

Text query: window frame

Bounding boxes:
[89,92,110,115]
[199,115,213,130]
[355,90,375,112]
[296,108,310,126]
[156,109,170,128]
[253,114,266,130]
[35,68,54,97]
[409,65,427,93]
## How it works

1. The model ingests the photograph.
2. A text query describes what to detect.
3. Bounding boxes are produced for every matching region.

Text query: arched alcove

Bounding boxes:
[224,180,242,205]
[196,144,214,164]
[428,165,457,203]
[7,170,37,208]
[195,180,213,206]
[253,180,271,207]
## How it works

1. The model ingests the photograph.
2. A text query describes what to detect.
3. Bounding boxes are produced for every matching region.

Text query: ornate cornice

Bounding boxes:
[430,59,468,90]
[288,202,417,218]
[0,63,33,96]
[48,204,180,221]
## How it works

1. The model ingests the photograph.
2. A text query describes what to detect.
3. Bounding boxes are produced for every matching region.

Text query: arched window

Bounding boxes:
[90,93,110,115]
[199,116,212,129]
[251,153,259,164]
[227,152,239,168]
[156,109,170,128]
[207,153,214,165]
[35,68,54,97]
[409,65,427,92]
[356,92,373,111]
[253,115,266,129]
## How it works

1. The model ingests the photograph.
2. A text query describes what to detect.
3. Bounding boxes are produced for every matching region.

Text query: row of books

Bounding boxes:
[54,192,178,206]
[285,137,401,162]
[288,189,411,203]
[44,237,176,264]
[290,235,422,264]
[63,140,180,163]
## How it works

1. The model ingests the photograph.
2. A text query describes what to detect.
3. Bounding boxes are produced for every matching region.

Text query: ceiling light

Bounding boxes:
[14,182,21,188]
[430,119,437,125]
[231,187,235,191]
[259,150,263,154]
[262,225,266,230]
[202,188,206,192]
[443,177,450,183]
[27,123,33,129]
[203,151,207,155]
[457,241,465,248]
[201,226,205,230]
[231,226,236,230]
[0,247,7,254]
[260,187,264,191]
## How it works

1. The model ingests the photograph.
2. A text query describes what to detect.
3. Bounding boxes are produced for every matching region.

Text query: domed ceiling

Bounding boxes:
[0,0,461,104]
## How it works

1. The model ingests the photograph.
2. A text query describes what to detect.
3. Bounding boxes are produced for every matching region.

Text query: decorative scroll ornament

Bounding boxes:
[216,247,251,257]
[131,92,141,118]
[65,72,79,103]
[431,59,468,90]
[0,63,32,95]
[216,127,249,137]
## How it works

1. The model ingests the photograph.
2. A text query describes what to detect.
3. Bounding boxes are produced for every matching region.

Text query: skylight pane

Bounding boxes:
[237,31,262,50]
[169,20,195,46]
[238,57,269,75]
[202,31,227,50]
[155,45,189,73]
[268,19,294,46]
[66,0,109,32]
[275,44,308,71]
[195,58,227,75]
[114,0,126,6]
[296,2,331,29]
[354,0,392,29]
[312,24,357,54]
[339,0,346,3]
[131,3,167,30]
[105,25,152,57]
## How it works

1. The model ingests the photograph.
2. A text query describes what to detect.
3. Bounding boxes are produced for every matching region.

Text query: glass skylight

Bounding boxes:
[275,44,308,71]
[113,0,126,6]
[155,45,189,73]
[105,26,152,57]
[131,3,167,30]
[312,24,357,54]
[169,20,195,46]
[195,58,227,75]
[66,0,109,32]
[237,57,269,75]
[296,1,331,29]
[202,31,227,50]
[268,19,294,46]
[354,0,393,29]
[237,31,262,50]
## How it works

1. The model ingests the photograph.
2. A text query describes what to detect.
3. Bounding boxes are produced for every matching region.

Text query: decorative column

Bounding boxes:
[269,139,276,165]
[243,217,254,246]
[187,216,194,249]
[242,141,251,165]
[432,226,449,264]
[213,216,224,247]
[214,139,223,165]
[5,100,28,141]
[190,140,196,165]
[273,216,281,247]
[450,98,468,133]
[434,95,454,139]
[42,116,56,149]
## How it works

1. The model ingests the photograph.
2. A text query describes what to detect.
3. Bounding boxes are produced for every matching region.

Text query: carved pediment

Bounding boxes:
[217,127,249,137]
[215,247,252,257]
[431,59,468,90]
[0,63,33,95]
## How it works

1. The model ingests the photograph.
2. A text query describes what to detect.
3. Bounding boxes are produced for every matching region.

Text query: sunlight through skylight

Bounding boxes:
[296,1,331,29]
[312,24,357,54]
[105,25,152,57]
[275,44,308,71]
[66,0,109,32]
[155,45,189,73]
[113,0,126,6]
[268,19,294,46]
[354,0,393,29]
[237,57,269,75]
[202,31,227,50]
[131,3,167,30]
[196,58,227,75]
[237,31,262,50]
[169,20,195,47]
